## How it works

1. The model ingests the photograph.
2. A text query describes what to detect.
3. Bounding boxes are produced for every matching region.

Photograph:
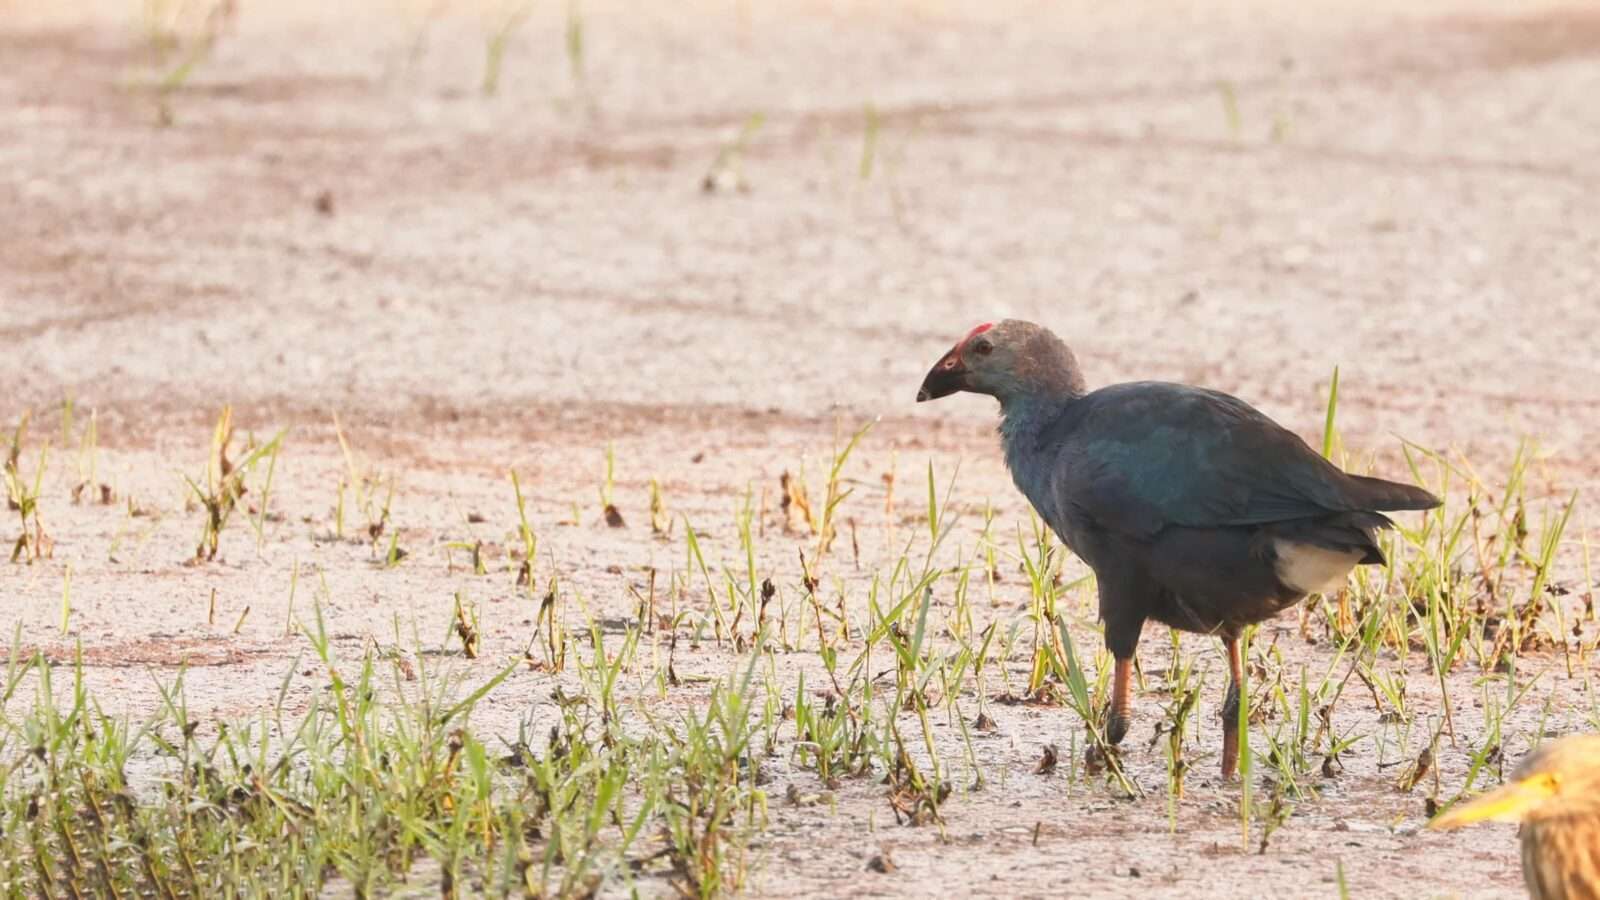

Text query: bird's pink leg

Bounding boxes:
[1106,656,1132,745]
[1220,637,1243,779]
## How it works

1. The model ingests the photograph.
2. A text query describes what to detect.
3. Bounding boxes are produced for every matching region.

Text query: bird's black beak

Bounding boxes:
[916,352,969,402]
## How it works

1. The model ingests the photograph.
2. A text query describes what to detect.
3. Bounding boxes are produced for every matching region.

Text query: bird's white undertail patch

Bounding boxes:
[1273,540,1363,595]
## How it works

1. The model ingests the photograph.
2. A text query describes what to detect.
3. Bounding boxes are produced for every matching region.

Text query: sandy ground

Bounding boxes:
[4,0,1600,896]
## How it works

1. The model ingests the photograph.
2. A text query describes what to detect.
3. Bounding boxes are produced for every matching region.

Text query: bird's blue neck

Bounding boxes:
[998,392,1072,503]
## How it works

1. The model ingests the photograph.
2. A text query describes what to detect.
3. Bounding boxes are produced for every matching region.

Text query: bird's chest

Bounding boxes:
[1005,448,1096,557]
[1001,410,1112,564]
[1005,441,1058,518]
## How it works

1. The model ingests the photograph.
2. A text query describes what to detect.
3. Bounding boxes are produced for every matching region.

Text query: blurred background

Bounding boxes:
[5,0,1598,476]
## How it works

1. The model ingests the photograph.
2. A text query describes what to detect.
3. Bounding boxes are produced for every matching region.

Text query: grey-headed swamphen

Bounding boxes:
[916,319,1439,779]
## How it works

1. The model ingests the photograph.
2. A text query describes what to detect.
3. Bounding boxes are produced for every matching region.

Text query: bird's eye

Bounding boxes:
[973,338,993,356]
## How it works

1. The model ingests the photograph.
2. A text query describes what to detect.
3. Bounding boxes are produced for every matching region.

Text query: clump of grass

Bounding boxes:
[480,2,531,96]
[702,113,764,193]
[184,406,282,562]
[1217,79,1243,136]
[510,469,539,588]
[779,469,815,534]
[527,571,569,672]
[452,591,482,658]
[445,537,488,576]
[774,420,873,566]
[879,586,953,825]
[858,103,881,180]
[649,476,669,536]
[0,594,783,898]
[58,563,73,635]
[851,104,911,222]
[1320,365,1340,459]
[332,413,399,557]
[4,412,51,562]
[812,419,874,567]
[1318,437,1580,678]
[142,0,238,125]
[1154,633,1201,817]
[647,655,771,894]
[564,0,585,89]
[600,443,625,527]
[66,403,113,505]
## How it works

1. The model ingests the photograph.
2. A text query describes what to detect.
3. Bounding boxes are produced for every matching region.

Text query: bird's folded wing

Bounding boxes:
[1047,383,1373,539]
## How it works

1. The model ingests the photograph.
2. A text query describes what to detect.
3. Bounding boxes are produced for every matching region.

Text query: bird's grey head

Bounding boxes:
[915,319,1086,408]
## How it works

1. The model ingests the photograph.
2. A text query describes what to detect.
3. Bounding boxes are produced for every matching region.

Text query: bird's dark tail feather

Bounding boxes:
[1269,511,1393,565]
[1345,474,1441,512]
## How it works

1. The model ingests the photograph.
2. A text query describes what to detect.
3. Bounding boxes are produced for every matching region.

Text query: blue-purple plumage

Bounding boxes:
[1009,379,1436,550]
[917,319,1440,776]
